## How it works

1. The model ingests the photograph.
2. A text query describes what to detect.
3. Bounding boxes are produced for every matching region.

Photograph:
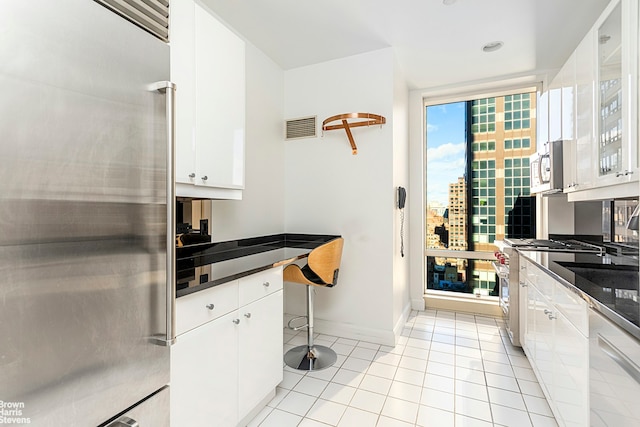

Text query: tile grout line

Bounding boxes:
[268,309,555,427]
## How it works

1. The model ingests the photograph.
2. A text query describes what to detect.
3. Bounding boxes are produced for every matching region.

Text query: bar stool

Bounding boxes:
[283,237,344,371]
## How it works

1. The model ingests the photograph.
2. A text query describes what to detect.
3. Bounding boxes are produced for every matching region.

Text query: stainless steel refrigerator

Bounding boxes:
[0,0,175,425]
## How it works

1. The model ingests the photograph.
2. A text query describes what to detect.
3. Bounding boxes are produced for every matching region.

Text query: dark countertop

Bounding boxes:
[176,233,340,298]
[518,250,640,340]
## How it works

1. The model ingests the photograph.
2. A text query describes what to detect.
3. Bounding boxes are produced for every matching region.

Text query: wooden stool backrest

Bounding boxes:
[308,238,344,285]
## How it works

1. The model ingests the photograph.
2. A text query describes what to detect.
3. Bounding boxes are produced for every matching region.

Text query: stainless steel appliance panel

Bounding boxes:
[105,387,170,427]
[530,140,564,195]
[589,308,640,426]
[0,0,170,425]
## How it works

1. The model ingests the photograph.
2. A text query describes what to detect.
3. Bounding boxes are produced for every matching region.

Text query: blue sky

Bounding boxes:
[426,102,467,207]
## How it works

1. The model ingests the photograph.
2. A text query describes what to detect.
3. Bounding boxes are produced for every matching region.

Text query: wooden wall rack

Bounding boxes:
[322,112,386,155]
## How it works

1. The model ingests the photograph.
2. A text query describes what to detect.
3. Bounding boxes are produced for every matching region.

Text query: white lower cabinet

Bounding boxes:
[172,310,239,426]
[171,268,284,427]
[520,258,588,427]
[238,292,283,420]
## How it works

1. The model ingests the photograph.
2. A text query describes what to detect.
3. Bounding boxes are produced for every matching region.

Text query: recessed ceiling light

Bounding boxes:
[482,41,504,53]
[443,0,457,5]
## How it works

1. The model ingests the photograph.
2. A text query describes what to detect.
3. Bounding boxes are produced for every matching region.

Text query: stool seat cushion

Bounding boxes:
[302,264,329,286]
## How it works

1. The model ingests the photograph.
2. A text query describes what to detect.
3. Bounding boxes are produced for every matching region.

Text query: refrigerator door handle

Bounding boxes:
[150,81,177,346]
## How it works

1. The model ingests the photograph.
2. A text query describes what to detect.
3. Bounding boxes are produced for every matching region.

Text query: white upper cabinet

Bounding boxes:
[170,0,245,200]
[560,52,576,142]
[171,0,196,186]
[565,0,639,201]
[548,82,563,144]
[573,33,597,192]
[595,0,638,186]
[537,90,549,150]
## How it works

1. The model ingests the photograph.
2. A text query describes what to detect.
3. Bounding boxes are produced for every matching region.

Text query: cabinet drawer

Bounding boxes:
[239,267,283,307]
[553,281,588,336]
[176,280,239,335]
[520,258,539,288]
[531,264,555,298]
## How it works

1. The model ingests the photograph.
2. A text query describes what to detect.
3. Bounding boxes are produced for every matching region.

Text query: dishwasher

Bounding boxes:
[589,308,640,426]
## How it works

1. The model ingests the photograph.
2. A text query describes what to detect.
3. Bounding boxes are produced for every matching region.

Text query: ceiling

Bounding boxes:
[200,0,610,90]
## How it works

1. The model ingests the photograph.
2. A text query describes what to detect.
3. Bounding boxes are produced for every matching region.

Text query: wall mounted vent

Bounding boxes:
[285,116,317,140]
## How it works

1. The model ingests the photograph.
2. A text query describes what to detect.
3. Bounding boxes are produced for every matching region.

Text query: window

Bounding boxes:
[504,93,531,130]
[472,140,496,151]
[471,98,496,133]
[426,91,537,295]
[504,138,530,150]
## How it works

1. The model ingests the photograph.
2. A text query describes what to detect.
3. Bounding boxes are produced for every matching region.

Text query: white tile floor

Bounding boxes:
[247,309,558,427]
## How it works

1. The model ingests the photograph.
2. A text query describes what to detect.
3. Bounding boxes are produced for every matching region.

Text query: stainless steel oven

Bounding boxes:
[493,242,521,346]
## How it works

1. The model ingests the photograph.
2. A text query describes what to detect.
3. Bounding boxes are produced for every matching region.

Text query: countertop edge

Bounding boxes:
[175,233,341,298]
[518,250,640,341]
[175,252,308,298]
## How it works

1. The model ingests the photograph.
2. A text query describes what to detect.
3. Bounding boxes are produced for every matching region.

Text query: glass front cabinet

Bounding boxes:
[595,0,638,187]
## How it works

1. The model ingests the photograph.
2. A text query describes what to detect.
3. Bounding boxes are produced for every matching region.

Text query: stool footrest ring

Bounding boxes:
[287,315,308,331]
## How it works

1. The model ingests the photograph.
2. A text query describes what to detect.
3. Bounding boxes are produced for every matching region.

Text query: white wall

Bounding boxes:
[392,59,411,335]
[283,48,409,345]
[209,43,285,240]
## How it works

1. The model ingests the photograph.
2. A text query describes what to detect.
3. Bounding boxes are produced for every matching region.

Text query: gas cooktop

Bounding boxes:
[504,237,604,254]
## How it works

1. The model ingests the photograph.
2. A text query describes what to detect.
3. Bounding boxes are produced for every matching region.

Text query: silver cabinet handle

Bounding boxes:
[625,170,634,176]
[189,173,195,178]
[206,304,214,310]
[519,281,527,287]
[201,175,208,181]
[616,172,625,178]
[151,80,176,347]
[232,319,240,325]
[598,334,640,385]
[109,417,139,427]
[244,313,251,318]
[263,281,270,287]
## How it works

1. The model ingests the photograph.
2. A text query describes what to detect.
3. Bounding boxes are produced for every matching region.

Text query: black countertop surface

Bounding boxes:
[518,250,640,339]
[176,233,340,298]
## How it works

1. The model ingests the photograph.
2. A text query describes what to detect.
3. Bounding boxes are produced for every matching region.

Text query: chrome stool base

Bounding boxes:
[284,344,337,371]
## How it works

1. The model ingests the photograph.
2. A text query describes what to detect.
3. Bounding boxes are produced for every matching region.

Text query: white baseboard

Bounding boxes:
[424,293,501,317]
[284,313,396,346]
[392,302,412,345]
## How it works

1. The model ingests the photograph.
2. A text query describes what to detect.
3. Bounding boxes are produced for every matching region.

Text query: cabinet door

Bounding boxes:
[597,0,624,181]
[532,286,555,400]
[170,0,197,185]
[574,32,596,191]
[595,0,638,185]
[548,85,562,143]
[561,52,576,141]
[537,90,549,147]
[195,3,245,190]
[621,0,638,179]
[238,290,283,420]
[523,274,536,356]
[171,310,239,427]
[553,311,589,427]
